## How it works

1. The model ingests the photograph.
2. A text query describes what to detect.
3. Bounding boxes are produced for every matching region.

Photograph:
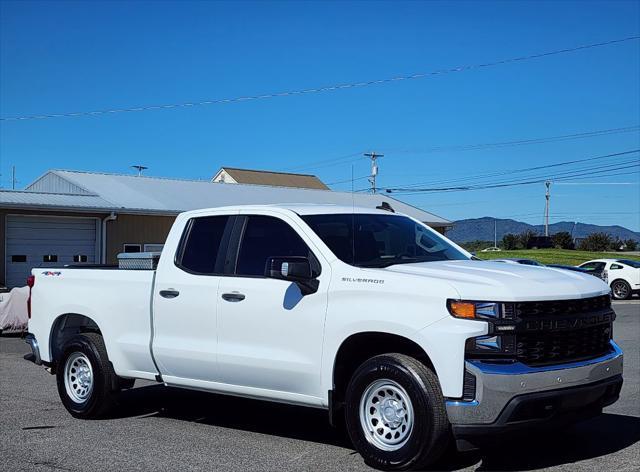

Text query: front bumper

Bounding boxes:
[446,341,623,437]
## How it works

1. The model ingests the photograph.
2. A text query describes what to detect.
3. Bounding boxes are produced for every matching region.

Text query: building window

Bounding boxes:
[11,255,27,263]
[123,244,142,253]
[73,255,88,263]
[144,244,164,252]
[43,255,58,263]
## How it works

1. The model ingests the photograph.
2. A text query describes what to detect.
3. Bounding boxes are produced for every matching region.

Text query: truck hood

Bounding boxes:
[382,260,610,301]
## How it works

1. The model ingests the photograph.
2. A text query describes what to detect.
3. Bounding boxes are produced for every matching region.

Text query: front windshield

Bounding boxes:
[301,213,469,268]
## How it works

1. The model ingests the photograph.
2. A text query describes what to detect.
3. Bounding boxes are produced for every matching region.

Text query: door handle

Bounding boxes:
[159,289,180,299]
[221,292,245,302]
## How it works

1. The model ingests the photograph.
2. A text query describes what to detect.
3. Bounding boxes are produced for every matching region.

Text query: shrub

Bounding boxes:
[502,233,519,250]
[578,232,613,252]
[551,231,575,250]
[518,230,538,249]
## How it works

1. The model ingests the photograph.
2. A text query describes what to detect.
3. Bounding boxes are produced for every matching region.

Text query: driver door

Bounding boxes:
[216,212,329,400]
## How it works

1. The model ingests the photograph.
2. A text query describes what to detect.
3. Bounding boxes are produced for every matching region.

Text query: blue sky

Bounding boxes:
[1,1,639,230]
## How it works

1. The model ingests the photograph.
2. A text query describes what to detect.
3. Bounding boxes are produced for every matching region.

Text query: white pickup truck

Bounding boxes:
[25,204,623,470]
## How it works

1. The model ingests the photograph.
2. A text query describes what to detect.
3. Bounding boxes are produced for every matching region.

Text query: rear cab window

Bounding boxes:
[176,215,232,275]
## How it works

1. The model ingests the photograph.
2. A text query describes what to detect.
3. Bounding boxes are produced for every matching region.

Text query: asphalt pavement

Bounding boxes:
[1,302,638,471]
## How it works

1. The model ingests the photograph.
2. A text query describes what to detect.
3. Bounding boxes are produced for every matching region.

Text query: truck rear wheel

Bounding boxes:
[56,333,118,419]
[344,353,450,471]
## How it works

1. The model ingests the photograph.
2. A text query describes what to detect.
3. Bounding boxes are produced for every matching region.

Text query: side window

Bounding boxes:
[236,216,313,277]
[581,262,605,272]
[610,264,623,270]
[178,216,230,275]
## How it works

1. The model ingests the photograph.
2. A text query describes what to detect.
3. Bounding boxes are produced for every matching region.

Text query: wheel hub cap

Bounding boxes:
[63,352,94,403]
[359,379,414,451]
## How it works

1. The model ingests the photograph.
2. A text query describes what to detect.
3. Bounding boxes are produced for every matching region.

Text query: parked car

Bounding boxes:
[495,260,607,281]
[579,259,640,300]
[480,246,501,252]
[492,258,544,266]
[547,264,594,275]
[25,205,623,471]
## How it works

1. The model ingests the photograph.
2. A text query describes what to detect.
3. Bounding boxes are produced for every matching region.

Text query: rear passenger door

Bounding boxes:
[152,213,234,383]
[216,212,329,401]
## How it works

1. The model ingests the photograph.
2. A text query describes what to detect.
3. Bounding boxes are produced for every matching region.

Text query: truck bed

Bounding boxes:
[29,267,159,380]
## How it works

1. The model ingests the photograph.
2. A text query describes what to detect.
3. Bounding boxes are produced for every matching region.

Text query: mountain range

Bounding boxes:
[446,217,640,243]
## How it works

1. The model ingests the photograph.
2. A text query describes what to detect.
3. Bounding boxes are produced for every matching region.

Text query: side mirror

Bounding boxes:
[266,256,319,295]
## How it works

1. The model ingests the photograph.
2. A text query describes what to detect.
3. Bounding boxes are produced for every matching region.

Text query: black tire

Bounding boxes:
[611,279,632,300]
[344,353,450,471]
[55,333,119,419]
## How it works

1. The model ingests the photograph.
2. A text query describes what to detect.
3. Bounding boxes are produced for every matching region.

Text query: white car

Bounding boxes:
[25,205,623,470]
[480,247,501,252]
[579,259,640,300]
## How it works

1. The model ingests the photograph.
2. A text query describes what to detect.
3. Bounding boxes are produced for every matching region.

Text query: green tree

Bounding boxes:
[578,232,613,252]
[502,233,519,250]
[518,230,538,249]
[624,239,638,251]
[610,238,625,251]
[551,231,575,250]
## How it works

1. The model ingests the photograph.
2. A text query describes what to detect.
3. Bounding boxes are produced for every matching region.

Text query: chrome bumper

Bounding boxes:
[446,341,624,425]
[24,333,42,365]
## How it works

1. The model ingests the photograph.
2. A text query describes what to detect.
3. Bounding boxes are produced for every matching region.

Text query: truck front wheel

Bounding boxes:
[344,353,450,471]
[56,333,118,419]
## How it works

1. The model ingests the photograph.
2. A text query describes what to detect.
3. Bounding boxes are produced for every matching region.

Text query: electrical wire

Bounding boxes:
[380,155,640,194]
[2,35,638,122]
[381,125,640,155]
[381,149,640,190]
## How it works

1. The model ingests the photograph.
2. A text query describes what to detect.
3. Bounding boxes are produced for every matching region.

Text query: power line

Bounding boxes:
[385,164,639,194]
[287,152,365,172]
[294,125,639,174]
[381,152,640,194]
[2,35,639,122]
[382,149,640,190]
[325,175,370,186]
[381,125,640,155]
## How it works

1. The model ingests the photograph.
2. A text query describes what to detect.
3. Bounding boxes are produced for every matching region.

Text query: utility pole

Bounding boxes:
[11,166,17,190]
[131,165,148,177]
[544,180,551,237]
[494,218,497,248]
[364,152,384,193]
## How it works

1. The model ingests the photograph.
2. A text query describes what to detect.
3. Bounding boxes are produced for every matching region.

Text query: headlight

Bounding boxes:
[447,300,501,320]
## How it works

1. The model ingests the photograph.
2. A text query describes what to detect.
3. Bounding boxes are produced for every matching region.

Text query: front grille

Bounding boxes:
[467,295,615,367]
[516,323,613,366]
[511,295,611,319]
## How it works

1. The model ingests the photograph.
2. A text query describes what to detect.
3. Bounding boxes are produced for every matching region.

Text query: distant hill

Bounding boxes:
[447,217,640,243]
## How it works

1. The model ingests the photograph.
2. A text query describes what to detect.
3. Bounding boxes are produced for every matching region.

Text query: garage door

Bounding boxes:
[5,216,99,288]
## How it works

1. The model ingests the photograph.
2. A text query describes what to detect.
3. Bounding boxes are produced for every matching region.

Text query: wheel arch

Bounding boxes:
[49,313,103,369]
[329,331,435,425]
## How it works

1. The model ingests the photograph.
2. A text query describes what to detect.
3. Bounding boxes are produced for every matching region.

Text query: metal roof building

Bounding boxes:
[0,169,451,288]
